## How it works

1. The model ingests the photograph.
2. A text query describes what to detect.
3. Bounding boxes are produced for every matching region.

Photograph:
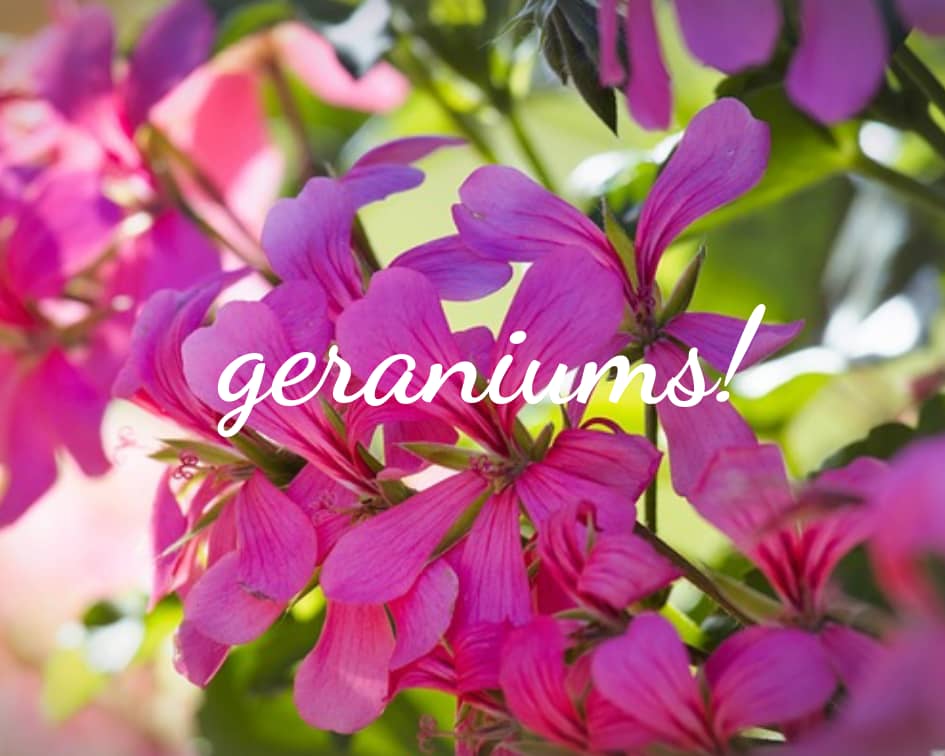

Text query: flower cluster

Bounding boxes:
[594,0,945,127]
[113,90,945,754]
[0,0,404,525]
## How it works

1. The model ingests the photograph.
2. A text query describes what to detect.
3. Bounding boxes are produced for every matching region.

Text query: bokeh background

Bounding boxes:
[1,1,944,753]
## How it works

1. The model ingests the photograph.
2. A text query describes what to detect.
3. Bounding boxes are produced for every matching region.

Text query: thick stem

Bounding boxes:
[894,44,945,120]
[635,525,754,626]
[507,106,556,192]
[265,57,319,181]
[644,403,659,533]
[856,156,945,216]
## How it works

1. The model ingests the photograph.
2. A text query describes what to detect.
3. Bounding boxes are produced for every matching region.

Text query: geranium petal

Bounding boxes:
[173,620,228,687]
[624,0,672,130]
[674,0,781,73]
[294,602,395,733]
[389,561,459,669]
[390,235,512,301]
[635,98,769,285]
[786,0,888,123]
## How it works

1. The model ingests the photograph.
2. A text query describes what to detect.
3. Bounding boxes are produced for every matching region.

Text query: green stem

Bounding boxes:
[635,525,754,626]
[266,57,319,181]
[894,44,945,120]
[644,403,659,533]
[507,105,556,192]
[855,156,945,216]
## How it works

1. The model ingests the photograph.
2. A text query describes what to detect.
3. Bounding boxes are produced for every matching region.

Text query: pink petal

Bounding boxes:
[493,249,625,421]
[663,311,803,375]
[451,621,507,693]
[706,626,836,739]
[390,235,512,301]
[320,470,487,604]
[624,0,672,130]
[635,98,770,285]
[285,463,357,559]
[234,471,318,601]
[786,0,888,124]
[151,472,187,609]
[897,0,945,33]
[183,553,283,645]
[597,0,624,85]
[818,623,884,690]
[674,0,781,73]
[647,339,757,496]
[273,22,409,113]
[454,489,532,627]
[517,427,660,530]
[592,613,712,751]
[580,531,680,608]
[173,620,229,687]
[586,691,652,752]
[350,135,465,169]
[389,561,459,669]
[453,166,616,268]
[499,617,586,749]
[122,0,215,129]
[260,177,364,318]
[294,602,395,733]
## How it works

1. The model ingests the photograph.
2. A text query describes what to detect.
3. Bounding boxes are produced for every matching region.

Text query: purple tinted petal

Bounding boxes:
[350,135,465,170]
[786,0,888,124]
[390,235,512,301]
[818,623,883,690]
[663,311,803,375]
[625,0,671,130]
[636,98,769,284]
[294,602,395,733]
[173,620,228,686]
[897,0,945,34]
[235,472,318,601]
[675,0,781,73]
[123,0,215,128]
[598,0,625,85]
[151,472,187,609]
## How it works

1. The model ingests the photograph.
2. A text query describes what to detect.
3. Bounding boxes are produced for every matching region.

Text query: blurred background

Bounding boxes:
[1,0,944,753]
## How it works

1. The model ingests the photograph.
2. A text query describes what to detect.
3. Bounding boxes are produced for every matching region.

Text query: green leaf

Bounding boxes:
[42,648,107,722]
[158,438,243,466]
[658,242,705,325]
[706,569,784,624]
[399,442,484,470]
[602,201,638,288]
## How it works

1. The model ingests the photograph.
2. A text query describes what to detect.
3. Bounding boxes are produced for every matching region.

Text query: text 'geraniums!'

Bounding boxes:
[210,302,772,438]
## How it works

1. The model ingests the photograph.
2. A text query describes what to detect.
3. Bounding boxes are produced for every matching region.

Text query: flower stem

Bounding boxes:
[507,105,556,192]
[265,57,319,181]
[635,525,754,626]
[644,403,659,533]
[893,44,945,120]
[855,155,945,216]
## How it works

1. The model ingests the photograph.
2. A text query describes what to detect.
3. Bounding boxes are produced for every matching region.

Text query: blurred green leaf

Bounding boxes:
[42,649,107,722]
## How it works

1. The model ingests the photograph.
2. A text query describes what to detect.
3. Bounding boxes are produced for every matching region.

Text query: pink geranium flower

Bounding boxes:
[690,443,887,687]
[453,98,801,494]
[591,612,837,753]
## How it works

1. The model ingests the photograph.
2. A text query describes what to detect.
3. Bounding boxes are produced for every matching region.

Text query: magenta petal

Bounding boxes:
[517,427,660,530]
[390,236,512,301]
[635,98,770,284]
[351,135,465,169]
[453,165,614,266]
[592,613,712,751]
[389,561,458,669]
[183,553,283,645]
[122,0,215,128]
[818,623,884,690]
[499,617,586,749]
[897,0,945,33]
[151,472,187,609]
[646,339,757,496]
[455,489,532,627]
[173,620,229,687]
[235,472,317,601]
[294,602,395,733]
[597,0,624,85]
[320,471,487,604]
[663,311,803,375]
[706,626,836,739]
[38,6,114,120]
[786,0,888,124]
[261,177,362,318]
[624,0,672,130]
[674,0,781,73]
[580,532,680,608]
